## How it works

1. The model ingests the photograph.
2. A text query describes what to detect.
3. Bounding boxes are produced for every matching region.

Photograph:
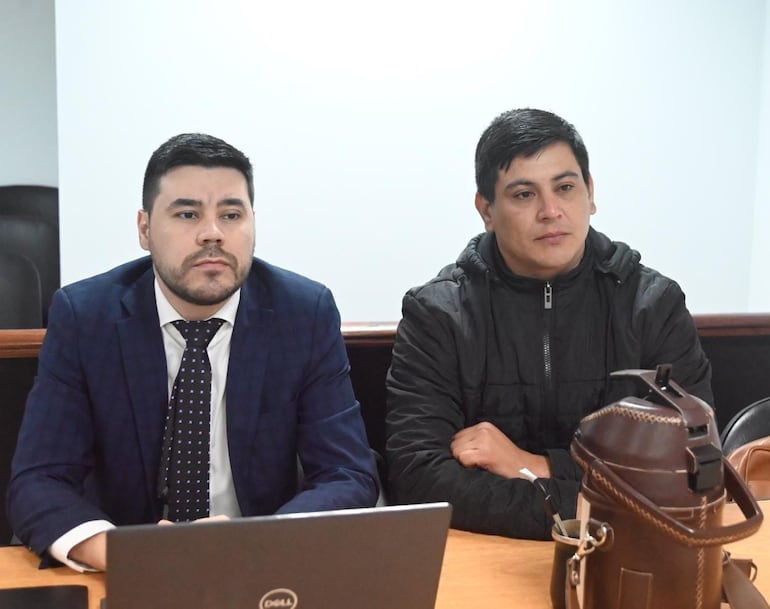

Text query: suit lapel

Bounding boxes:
[116,268,168,507]
[226,269,274,489]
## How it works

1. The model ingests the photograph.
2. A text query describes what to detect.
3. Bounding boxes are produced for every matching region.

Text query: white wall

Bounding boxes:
[750,0,770,310]
[0,0,57,186]
[54,0,769,320]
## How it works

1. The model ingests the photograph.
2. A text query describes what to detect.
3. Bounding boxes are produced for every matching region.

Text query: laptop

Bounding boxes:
[105,502,451,609]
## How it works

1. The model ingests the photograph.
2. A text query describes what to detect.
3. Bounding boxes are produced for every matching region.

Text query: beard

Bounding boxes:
[153,245,251,306]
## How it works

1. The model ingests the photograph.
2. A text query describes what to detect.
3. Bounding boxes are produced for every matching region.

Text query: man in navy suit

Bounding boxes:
[7,133,378,571]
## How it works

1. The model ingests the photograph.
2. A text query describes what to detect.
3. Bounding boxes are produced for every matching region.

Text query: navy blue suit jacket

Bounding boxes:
[7,257,378,556]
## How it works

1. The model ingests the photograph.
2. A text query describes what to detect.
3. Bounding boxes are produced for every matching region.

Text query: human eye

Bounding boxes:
[221,211,242,221]
[558,183,574,193]
[513,190,535,201]
[175,210,197,220]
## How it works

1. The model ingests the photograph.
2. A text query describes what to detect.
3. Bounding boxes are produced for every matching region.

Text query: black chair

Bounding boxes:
[0,185,58,222]
[0,251,42,329]
[720,397,770,455]
[0,185,59,326]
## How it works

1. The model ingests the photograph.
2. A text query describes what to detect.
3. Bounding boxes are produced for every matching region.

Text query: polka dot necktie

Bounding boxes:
[157,318,225,522]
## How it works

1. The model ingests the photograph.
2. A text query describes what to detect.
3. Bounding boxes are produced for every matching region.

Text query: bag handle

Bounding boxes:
[585,456,762,546]
[611,366,711,431]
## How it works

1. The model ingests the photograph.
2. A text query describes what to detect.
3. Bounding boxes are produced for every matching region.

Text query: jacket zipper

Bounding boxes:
[543,282,553,386]
[541,281,556,445]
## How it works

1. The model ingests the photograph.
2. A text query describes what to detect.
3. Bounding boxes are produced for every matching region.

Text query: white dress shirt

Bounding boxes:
[50,280,242,571]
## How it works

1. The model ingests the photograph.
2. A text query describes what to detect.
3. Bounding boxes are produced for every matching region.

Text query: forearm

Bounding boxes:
[278,474,378,513]
[7,466,110,556]
[389,451,579,539]
[547,447,585,480]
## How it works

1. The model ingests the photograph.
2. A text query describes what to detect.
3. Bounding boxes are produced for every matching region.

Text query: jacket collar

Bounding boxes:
[457,227,640,285]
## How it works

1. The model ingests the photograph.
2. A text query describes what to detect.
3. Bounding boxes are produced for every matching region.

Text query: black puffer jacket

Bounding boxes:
[385,228,712,539]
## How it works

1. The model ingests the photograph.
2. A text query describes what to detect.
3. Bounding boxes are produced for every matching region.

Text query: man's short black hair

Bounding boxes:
[142,133,254,212]
[474,108,590,203]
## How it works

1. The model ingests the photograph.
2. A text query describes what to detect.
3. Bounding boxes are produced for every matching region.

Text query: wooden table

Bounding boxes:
[0,502,767,609]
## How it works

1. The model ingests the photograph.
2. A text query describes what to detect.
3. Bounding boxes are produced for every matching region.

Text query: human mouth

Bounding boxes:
[194,259,228,270]
[189,249,234,270]
[537,231,569,244]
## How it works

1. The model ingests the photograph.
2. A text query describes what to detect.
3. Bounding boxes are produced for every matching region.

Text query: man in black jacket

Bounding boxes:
[385,108,712,539]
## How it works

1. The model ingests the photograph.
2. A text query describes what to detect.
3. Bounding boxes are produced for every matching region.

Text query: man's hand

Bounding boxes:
[68,515,232,570]
[157,514,230,526]
[69,531,107,571]
[451,421,552,479]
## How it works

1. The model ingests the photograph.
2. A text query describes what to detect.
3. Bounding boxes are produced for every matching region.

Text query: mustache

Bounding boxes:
[182,246,238,270]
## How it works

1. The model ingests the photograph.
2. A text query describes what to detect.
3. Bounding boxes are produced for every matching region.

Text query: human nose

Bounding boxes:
[537,192,562,221]
[197,216,224,244]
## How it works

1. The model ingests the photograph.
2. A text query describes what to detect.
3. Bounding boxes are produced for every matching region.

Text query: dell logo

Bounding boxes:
[259,589,298,609]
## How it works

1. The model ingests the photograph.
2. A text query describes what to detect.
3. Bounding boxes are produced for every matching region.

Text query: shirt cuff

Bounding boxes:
[48,520,115,572]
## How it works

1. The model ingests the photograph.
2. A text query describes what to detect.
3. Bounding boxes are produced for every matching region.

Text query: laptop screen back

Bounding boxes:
[106,502,451,609]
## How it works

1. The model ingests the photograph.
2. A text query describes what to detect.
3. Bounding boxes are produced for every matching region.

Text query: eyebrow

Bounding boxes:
[167,197,248,209]
[502,171,581,192]
[552,170,580,182]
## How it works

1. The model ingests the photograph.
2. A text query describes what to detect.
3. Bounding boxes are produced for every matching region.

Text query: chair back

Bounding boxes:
[0,185,61,327]
[720,396,770,455]
[0,185,59,326]
[0,251,42,329]
[0,185,59,224]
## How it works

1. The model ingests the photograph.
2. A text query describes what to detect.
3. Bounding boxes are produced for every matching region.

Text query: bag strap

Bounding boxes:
[565,553,769,609]
[586,456,762,546]
[723,553,770,608]
[565,568,580,609]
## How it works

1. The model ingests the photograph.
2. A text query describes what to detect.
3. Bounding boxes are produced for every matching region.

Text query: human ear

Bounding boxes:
[474,193,495,232]
[137,210,151,251]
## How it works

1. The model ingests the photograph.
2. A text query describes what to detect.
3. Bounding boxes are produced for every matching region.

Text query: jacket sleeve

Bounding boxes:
[386,290,576,540]
[635,277,713,407]
[275,287,379,514]
[7,289,113,557]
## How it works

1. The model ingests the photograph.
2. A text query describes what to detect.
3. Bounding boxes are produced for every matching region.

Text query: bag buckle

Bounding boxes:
[567,522,611,586]
[686,443,723,491]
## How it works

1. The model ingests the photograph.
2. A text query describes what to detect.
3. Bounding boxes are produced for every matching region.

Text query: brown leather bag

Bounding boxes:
[565,365,767,609]
[728,436,770,500]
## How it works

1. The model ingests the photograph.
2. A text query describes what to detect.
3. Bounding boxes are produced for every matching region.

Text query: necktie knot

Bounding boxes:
[173,318,225,349]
